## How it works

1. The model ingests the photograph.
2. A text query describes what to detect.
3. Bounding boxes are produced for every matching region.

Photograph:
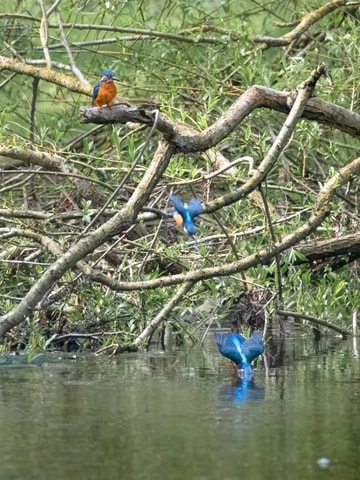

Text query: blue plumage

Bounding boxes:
[214,331,264,373]
[169,194,203,237]
[101,69,117,78]
[92,83,100,104]
[92,69,119,105]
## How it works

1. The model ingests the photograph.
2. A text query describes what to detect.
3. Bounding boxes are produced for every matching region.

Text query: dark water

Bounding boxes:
[0,335,359,480]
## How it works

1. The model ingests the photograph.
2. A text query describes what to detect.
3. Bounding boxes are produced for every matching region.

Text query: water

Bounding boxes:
[0,336,359,480]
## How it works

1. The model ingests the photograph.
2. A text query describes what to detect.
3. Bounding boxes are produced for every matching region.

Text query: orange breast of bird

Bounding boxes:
[173,213,184,228]
[94,81,117,107]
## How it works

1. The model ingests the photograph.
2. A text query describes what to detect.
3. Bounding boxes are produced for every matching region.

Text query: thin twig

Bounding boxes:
[259,185,283,303]
[54,9,89,84]
[38,0,52,69]
[252,0,347,50]
[29,78,39,143]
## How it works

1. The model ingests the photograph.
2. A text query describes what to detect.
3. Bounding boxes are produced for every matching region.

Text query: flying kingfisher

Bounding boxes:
[214,331,264,376]
[168,194,203,238]
[92,69,118,108]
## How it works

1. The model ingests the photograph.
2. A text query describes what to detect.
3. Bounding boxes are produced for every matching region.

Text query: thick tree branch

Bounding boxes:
[0,140,175,337]
[298,232,360,262]
[73,157,360,291]
[2,52,360,142]
[81,86,360,146]
[0,55,90,95]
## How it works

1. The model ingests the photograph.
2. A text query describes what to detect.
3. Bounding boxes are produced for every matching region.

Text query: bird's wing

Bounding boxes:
[214,333,247,366]
[187,199,203,218]
[92,82,100,103]
[241,331,264,364]
[169,195,187,216]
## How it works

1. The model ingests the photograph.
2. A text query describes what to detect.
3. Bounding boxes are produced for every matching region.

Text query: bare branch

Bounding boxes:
[81,87,360,148]
[133,281,195,347]
[0,140,175,337]
[38,0,52,69]
[253,0,348,50]
[275,309,350,336]
[54,9,89,84]
[77,156,360,292]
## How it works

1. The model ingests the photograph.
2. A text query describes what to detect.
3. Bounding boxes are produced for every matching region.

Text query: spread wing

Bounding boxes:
[214,333,247,366]
[187,199,203,218]
[169,195,186,216]
[241,331,264,364]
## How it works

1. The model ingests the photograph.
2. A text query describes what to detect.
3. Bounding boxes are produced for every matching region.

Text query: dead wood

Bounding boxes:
[80,85,360,146]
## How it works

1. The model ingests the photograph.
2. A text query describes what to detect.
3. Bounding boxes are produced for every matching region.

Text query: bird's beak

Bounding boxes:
[112,76,119,81]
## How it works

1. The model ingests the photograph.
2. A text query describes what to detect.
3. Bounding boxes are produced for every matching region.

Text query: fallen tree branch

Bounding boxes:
[80,86,360,145]
[75,156,360,291]
[275,309,350,336]
[0,140,175,337]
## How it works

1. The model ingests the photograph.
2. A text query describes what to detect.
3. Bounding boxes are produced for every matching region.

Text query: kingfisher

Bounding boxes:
[214,331,264,376]
[168,194,203,238]
[92,69,118,108]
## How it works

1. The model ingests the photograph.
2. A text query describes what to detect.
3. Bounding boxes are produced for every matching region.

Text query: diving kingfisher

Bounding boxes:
[214,331,264,376]
[92,69,118,108]
[169,194,203,238]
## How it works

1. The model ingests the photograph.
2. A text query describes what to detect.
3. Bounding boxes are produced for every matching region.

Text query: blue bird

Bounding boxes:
[92,69,118,108]
[169,194,203,237]
[214,331,264,376]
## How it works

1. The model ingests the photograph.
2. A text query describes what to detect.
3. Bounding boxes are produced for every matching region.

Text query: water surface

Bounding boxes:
[0,336,359,480]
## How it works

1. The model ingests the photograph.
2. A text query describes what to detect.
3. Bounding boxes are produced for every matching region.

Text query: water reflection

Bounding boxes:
[218,376,265,403]
[219,378,265,403]
[0,336,360,480]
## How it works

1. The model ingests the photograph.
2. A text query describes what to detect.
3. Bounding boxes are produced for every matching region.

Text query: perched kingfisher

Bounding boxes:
[92,69,118,108]
[214,331,264,376]
[168,194,203,238]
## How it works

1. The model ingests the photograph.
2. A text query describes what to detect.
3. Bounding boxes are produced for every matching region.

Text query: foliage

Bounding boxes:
[0,0,359,351]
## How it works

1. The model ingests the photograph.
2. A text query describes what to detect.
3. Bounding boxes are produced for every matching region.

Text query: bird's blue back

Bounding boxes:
[169,194,203,236]
[214,331,264,369]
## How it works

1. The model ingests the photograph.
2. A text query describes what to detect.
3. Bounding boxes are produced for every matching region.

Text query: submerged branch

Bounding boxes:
[275,309,350,336]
